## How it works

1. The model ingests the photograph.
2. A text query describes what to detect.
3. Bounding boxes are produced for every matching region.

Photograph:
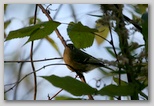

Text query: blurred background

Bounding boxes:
[4,4,147,100]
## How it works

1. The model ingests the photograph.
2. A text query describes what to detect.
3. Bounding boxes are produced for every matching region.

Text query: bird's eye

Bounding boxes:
[68,44,75,50]
[70,45,75,50]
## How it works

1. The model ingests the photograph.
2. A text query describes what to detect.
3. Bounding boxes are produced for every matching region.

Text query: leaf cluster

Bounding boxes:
[4,4,148,100]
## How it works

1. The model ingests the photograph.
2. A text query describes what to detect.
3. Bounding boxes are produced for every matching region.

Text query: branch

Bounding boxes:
[37,4,67,48]
[94,32,110,43]
[12,39,43,100]
[30,4,38,100]
[4,57,62,63]
[108,25,122,100]
[48,88,63,100]
[78,74,94,100]
[4,63,68,93]
[38,4,94,100]
[64,64,94,100]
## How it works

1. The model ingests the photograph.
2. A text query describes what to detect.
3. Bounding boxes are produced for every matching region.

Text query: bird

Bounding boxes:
[63,43,105,73]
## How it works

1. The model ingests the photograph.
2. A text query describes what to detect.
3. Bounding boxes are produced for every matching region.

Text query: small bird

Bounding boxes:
[63,44,105,73]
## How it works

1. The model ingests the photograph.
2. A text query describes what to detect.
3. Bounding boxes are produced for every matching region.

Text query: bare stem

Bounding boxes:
[30,4,38,100]
[108,25,121,100]
[4,63,68,93]
[4,57,62,63]
[37,4,94,100]
[79,74,94,100]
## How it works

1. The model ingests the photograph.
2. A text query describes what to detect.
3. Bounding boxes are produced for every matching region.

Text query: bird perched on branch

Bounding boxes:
[63,44,105,73]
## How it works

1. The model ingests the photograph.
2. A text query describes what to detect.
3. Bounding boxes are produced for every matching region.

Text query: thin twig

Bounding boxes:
[13,62,23,100]
[37,4,67,48]
[69,4,78,22]
[78,73,94,100]
[4,63,68,93]
[49,88,64,100]
[52,4,63,20]
[12,40,43,99]
[48,75,79,100]
[65,64,94,100]
[38,4,94,100]
[30,41,37,100]
[108,25,121,100]
[108,25,119,60]
[48,73,94,100]
[4,57,62,63]
[30,4,38,100]
[94,32,110,43]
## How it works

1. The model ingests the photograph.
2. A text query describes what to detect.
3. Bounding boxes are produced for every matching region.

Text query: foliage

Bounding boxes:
[5,20,61,44]
[41,75,136,97]
[4,4,148,100]
[41,75,96,96]
[67,22,97,49]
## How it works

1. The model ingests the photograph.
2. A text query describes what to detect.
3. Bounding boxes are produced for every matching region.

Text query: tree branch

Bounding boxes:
[30,4,38,100]
[4,63,68,93]
[37,4,67,48]
[4,57,62,63]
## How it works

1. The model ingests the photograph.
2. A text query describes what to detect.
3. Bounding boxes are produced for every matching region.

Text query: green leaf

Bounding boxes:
[67,22,97,49]
[134,4,148,15]
[55,96,82,100]
[98,84,135,96]
[4,4,8,12]
[141,12,148,41]
[141,12,148,55]
[105,47,116,58]
[6,20,61,43]
[98,68,116,76]
[29,17,41,25]
[40,75,97,96]
[113,77,128,85]
[4,20,11,29]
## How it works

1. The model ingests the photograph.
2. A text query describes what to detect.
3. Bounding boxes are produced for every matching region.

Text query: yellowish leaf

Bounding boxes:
[95,22,109,45]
